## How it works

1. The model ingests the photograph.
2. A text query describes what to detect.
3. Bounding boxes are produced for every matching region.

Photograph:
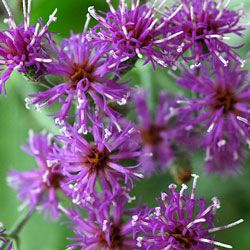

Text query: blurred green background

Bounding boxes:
[0,0,250,249]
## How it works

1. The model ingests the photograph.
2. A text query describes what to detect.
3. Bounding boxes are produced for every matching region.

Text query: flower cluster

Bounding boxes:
[49,121,143,205]
[0,0,57,94]
[7,130,67,219]
[135,90,197,177]
[66,188,136,249]
[132,175,244,249]
[29,32,131,130]
[89,0,172,68]
[1,0,248,249]
[176,61,250,173]
[163,0,245,67]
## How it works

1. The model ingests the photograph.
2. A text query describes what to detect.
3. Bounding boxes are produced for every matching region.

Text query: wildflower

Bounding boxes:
[135,91,176,176]
[163,0,245,66]
[49,121,142,204]
[29,32,130,130]
[0,0,57,94]
[89,0,172,68]
[8,130,66,220]
[135,90,196,177]
[176,61,250,173]
[204,138,245,174]
[66,189,136,250]
[133,174,244,249]
[0,223,13,250]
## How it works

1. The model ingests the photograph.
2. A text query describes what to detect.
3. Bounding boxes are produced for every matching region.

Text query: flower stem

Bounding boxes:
[8,208,34,239]
[1,208,35,249]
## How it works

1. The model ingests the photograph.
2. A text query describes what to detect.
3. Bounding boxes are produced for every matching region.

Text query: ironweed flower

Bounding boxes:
[89,0,173,68]
[176,61,250,173]
[163,0,245,67]
[66,189,136,250]
[135,90,176,176]
[0,223,13,250]
[132,174,244,249]
[29,31,130,131]
[49,121,143,205]
[8,130,66,220]
[0,0,57,94]
[135,90,197,177]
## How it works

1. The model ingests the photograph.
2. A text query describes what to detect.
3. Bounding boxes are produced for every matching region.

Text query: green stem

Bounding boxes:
[0,209,35,250]
[8,209,34,239]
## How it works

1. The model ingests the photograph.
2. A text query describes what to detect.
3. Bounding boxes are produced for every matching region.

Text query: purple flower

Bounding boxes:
[49,121,143,205]
[176,62,250,173]
[132,174,244,249]
[135,90,176,176]
[0,223,13,250]
[0,0,57,94]
[135,90,197,177]
[29,32,130,130]
[88,0,172,68]
[163,0,245,66]
[66,188,136,250]
[205,139,245,174]
[8,130,66,220]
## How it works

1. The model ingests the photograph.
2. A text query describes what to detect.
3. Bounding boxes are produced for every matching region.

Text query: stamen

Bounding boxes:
[83,13,91,33]
[132,215,139,226]
[208,219,244,233]
[35,58,52,63]
[134,173,144,178]
[199,238,232,249]
[237,116,250,125]
[38,8,57,37]
[27,0,32,27]
[191,174,199,199]
[167,4,183,21]
[207,122,215,133]
[1,0,16,29]
[217,139,226,147]
[224,0,231,8]
[106,0,116,13]
[22,0,27,30]
[187,218,206,229]
[136,48,143,59]
[180,184,188,197]
[154,31,183,44]
[30,23,40,46]
[136,237,143,247]
[102,220,108,232]
[154,207,161,216]
[190,6,194,21]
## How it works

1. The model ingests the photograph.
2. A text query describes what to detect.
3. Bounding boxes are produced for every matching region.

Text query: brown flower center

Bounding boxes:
[99,225,123,249]
[45,167,64,189]
[87,147,109,172]
[70,62,96,89]
[169,226,196,249]
[141,124,164,145]
[213,87,238,114]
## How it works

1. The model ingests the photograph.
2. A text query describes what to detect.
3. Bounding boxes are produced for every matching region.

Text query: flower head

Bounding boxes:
[0,0,57,94]
[135,90,176,176]
[29,32,130,130]
[67,188,136,250]
[135,90,196,177]
[8,130,66,220]
[163,0,245,66]
[133,174,244,249]
[176,61,250,173]
[89,0,172,68]
[0,223,13,250]
[49,121,142,204]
